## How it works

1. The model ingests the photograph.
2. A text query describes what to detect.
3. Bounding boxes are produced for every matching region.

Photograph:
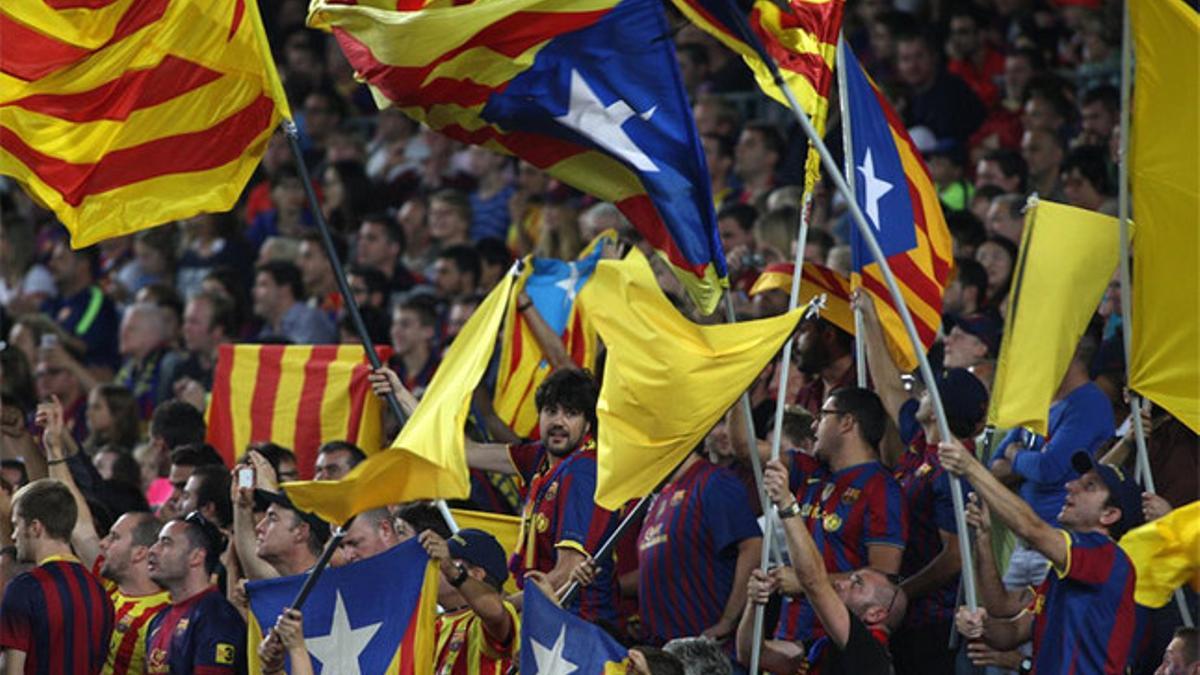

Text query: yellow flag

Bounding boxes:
[285,274,514,524]
[987,199,1119,435]
[449,508,522,594]
[578,249,806,510]
[1119,501,1200,607]
[1129,0,1200,433]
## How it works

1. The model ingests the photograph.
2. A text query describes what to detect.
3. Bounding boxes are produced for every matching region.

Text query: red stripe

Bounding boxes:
[504,313,526,388]
[61,566,90,673]
[776,0,844,45]
[0,0,169,81]
[112,600,166,674]
[43,0,121,8]
[249,346,285,444]
[5,56,223,123]
[860,271,938,346]
[227,0,245,41]
[332,9,610,109]
[0,94,276,207]
[206,345,237,466]
[750,7,835,95]
[292,346,338,479]
[885,253,944,311]
[567,310,586,364]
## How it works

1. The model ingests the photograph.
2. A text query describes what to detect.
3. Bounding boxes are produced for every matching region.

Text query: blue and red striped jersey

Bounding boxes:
[776,452,907,641]
[145,587,245,674]
[508,441,618,624]
[893,435,965,627]
[1030,531,1139,674]
[637,460,761,644]
[0,558,114,675]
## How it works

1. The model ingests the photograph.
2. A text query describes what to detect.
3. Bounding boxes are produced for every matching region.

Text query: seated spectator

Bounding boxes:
[974,148,1027,194]
[313,441,366,481]
[114,303,181,420]
[1075,85,1119,148]
[42,240,121,374]
[945,7,1004,108]
[896,28,985,143]
[466,147,515,241]
[433,246,481,303]
[429,189,474,248]
[984,193,1026,245]
[475,237,512,293]
[1021,128,1066,201]
[946,210,987,259]
[355,214,418,299]
[83,384,140,455]
[974,235,1018,313]
[942,258,988,318]
[733,122,783,206]
[166,290,236,405]
[296,231,346,320]
[252,260,337,344]
[247,168,314,251]
[175,212,252,301]
[388,294,440,396]
[1061,145,1117,215]
[162,443,226,522]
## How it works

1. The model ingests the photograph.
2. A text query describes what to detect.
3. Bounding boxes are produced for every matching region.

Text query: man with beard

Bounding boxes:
[96,513,171,675]
[465,368,619,624]
[793,316,857,416]
[145,514,245,673]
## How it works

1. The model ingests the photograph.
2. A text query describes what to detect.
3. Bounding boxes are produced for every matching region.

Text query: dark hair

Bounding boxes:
[324,160,374,232]
[979,235,1019,303]
[398,293,440,329]
[203,265,251,329]
[702,132,734,161]
[630,647,685,675]
[438,245,482,286]
[189,465,233,528]
[150,401,207,450]
[807,229,835,261]
[828,387,889,450]
[474,237,512,271]
[676,42,709,69]
[1081,84,1119,113]
[300,230,348,268]
[341,305,391,347]
[393,501,452,539]
[1173,627,1199,664]
[179,512,225,575]
[952,257,989,304]
[13,479,77,542]
[97,479,150,520]
[89,384,140,450]
[781,406,816,448]
[317,441,367,468]
[1061,145,1114,196]
[360,213,405,248]
[246,442,296,477]
[430,189,473,224]
[742,121,784,159]
[0,460,28,489]
[170,442,226,469]
[128,512,163,548]
[97,444,142,487]
[256,260,305,301]
[192,290,237,339]
[946,210,986,251]
[348,265,390,300]
[138,282,184,323]
[980,149,1028,193]
[716,203,758,233]
[534,369,599,433]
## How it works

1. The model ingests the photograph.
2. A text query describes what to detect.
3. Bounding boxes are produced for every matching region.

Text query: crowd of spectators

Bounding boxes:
[0,0,1196,673]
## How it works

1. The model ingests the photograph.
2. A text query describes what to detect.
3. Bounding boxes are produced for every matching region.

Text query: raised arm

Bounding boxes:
[516,291,573,372]
[420,530,515,647]
[35,399,100,568]
[850,290,908,422]
[230,473,279,580]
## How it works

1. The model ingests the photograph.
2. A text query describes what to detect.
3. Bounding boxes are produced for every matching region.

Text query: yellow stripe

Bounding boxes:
[755,3,837,67]
[0,122,276,247]
[545,151,645,202]
[357,382,386,454]
[270,346,313,449]
[4,77,264,162]
[425,43,547,90]
[3,0,140,51]
[228,346,262,460]
[321,346,360,448]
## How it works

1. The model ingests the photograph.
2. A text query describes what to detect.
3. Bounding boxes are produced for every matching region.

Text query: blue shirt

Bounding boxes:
[992,382,1115,526]
[469,184,515,241]
[42,286,120,370]
[259,302,337,345]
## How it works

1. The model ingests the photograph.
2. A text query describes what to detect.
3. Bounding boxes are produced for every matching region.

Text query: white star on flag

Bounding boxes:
[857,148,893,231]
[304,591,382,675]
[531,625,579,675]
[555,69,659,173]
[554,262,582,304]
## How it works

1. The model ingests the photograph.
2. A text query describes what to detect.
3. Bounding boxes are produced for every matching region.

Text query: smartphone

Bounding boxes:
[237,466,255,489]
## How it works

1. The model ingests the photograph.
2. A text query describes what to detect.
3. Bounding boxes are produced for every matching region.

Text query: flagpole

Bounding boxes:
[837,32,868,389]
[1114,3,1193,628]
[285,519,352,611]
[729,28,978,624]
[281,120,408,429]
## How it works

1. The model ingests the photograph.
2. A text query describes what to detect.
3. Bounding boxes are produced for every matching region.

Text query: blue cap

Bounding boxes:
[1070,452,1145,539]
[447,529,509,590]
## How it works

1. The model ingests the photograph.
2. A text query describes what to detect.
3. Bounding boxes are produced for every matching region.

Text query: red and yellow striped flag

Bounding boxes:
[749,262,855,335]
[0,0,290,248]
[205,345,389,478]
[671,0,844,188]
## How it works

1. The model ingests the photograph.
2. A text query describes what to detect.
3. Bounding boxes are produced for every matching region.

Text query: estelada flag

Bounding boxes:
[246,539,439,674]
[205,345,389,477]
[308,0,727,313]
[841,43,953,371]
[0,0,290,247]
[749,262,855,335]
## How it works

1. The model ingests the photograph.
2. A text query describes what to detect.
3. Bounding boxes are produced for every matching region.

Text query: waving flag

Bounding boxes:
[749,262,855,335]
[246,539,439,674]
[671,0,844,189]
[308,0,726,313]
[842,43,953,371]
[0,0,289,247]
[1120,500,1200,608]
[493,239,608,438]
[521,583,628,674]
[206,345,390,476]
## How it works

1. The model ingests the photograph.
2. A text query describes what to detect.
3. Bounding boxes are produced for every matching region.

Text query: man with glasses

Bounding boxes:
[145,512,245,674]
[737,458,907,674]
[758,387,907,651]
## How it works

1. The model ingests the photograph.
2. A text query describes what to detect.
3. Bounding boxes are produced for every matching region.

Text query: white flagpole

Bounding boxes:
[836,33,868,389]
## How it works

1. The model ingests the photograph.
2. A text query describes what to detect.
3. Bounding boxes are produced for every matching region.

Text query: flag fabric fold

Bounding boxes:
[308,0,727,312]
[748,261,855,335]
[578,249,807,510]
[1129,0,1200,433]
[670,0,844,189]
[493,240,607,438]
[1119,500,1200,608]
[841,42,954,371]
[246,539,439,674]
[987,199,1119,435]
[520,583,628,674]
[284,274,514,525]
[0,0,290,247]
[206,345,390,477]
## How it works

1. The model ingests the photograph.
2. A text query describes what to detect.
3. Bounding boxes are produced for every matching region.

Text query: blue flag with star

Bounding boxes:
[245,539,439,674]
[520,583,629,674]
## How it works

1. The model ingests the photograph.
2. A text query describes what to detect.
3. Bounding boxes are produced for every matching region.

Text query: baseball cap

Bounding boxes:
[1070,452,1145,539]
[255,489,332,545]
[934,368,989,436]
[447,529,509,590]
[949,312,1002,358]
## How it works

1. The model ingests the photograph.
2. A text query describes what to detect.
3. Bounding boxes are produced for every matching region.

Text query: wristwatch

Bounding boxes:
[1018,657,1033,674]
[777,501,802,519]
[448,562,469,588]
